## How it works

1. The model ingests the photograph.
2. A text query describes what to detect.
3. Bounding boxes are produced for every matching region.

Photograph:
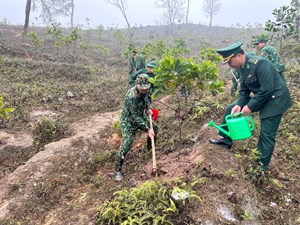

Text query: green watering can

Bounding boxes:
[208,112,255,140]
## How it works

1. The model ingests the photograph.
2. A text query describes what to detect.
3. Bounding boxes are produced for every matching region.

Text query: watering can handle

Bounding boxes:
[226,112,243,120]
[248,114,255,131]
[232,112,243,118]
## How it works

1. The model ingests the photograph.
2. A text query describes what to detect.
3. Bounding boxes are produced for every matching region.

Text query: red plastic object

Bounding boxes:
[151,109,159,121]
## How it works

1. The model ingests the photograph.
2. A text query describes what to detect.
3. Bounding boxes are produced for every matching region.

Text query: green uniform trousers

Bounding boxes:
[219,102,282,170]
[115,122,158,173]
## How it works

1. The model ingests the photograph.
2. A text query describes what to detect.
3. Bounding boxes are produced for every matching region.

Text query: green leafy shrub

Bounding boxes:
[33,117,67,151]
[111,120,122,137]
[286,64,300,87]
[95,178,202,225]
[0,96,14,120]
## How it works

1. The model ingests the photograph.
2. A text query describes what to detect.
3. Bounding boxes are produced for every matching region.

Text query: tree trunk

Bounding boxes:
[70,0,74,28]
[24,0,32,34]
[209,14,212,26]
[186,0,190,23]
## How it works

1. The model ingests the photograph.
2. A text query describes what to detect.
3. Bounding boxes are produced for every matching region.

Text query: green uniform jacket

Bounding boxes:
[120,86,151,132]
[236,55,292,119]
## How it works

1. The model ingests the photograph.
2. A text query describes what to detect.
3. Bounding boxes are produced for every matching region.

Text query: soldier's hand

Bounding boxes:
[241,105,252,116]
[231,105,241,114]
[148,109,153,116]
[148,128,155,139]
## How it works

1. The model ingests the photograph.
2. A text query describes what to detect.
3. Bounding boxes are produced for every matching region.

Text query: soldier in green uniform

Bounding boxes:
[129,60,158,95]
[253,37,286,82]
[209,42,292,171]
[135,51,146,71]
[128,49,137,75]
[114,74,158,181]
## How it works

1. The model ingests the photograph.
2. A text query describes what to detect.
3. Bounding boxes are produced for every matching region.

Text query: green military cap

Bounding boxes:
[216,41,243,63]
[147,60,158,68]
[253,38,268,45]
[135,74,151,89]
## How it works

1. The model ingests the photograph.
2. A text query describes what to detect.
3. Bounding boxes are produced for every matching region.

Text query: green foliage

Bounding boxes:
[189,105,209,121]
[24,31,44,46]
[265,2,298,49]
[0,96,15,119]
[169,38,190,57]
[286,63,300,87]
[111,120,122,137]
[142,40,169,60]
[151,54,223,99]
[141,38,190,61]
[45,23,64,47]
[240,210,252,221]
[95,178,202,225]
[150,53,223,141]
[113,29,128,47]
[122,43,136,59]
[199,48,222,63]
[33,117,67,152]
[65,27,82,46]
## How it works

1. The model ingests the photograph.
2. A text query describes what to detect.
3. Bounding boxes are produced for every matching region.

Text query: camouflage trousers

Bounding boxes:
[115,122,158,173]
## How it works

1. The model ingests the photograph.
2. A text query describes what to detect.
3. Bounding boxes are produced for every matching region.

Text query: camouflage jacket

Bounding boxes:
[128,56,136,75]
[258,45,285,73]
[120,86,151,132]
[135,54,146,71]
[231,69,240,94]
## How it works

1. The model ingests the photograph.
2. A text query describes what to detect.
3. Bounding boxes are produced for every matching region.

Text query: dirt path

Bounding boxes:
[0,111,119,223]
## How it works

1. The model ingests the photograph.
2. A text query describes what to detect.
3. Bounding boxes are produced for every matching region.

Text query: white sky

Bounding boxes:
[0,0,292,28]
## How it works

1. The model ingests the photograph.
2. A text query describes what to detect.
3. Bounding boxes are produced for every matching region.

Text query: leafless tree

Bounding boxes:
[155,0,186,34]
[105,0,131,29]
[202,0,221,26]
[38,0,75,27]
[23,0,75,33]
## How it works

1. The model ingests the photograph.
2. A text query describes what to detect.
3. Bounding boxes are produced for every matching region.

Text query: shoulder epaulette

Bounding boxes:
[248,58,259,64]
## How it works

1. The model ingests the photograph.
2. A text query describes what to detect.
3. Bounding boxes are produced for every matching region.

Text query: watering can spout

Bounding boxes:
[208,120,230,137]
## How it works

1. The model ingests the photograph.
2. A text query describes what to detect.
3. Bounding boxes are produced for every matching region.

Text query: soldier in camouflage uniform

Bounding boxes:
[134,51,146,71]
[129,60,158,96]
[128,49,137,75]
[114,74,158,181]
[230,69,240,96]
[210,42,292,171]
[253,38,286,82]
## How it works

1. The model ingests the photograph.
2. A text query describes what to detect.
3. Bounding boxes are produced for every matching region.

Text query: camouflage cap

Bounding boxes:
[147,60,158,68]
[135,74,151,89]
[253,38,268,45]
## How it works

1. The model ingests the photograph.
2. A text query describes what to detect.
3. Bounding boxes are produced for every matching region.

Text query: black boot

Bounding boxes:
[209,138,232,149]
